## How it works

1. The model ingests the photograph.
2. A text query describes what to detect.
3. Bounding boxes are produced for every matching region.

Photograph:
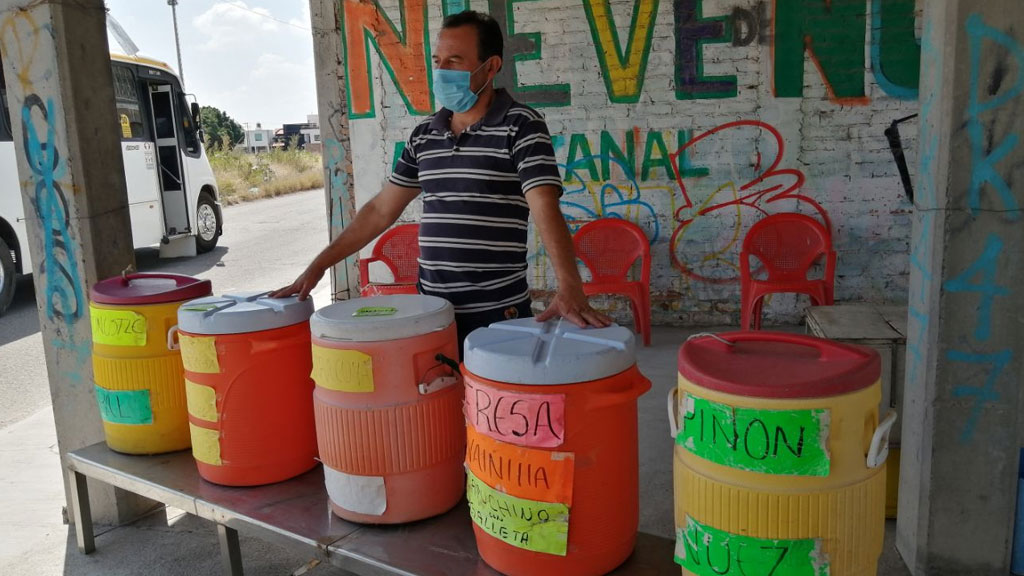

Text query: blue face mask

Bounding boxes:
[432,59,490,113]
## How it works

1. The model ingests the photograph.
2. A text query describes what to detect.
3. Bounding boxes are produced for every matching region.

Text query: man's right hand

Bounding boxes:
[270,262,327,300]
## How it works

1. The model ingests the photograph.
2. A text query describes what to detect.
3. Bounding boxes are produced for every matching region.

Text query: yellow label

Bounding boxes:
[311,346,374,393]
[90,306,147,347]
[189,423,221,466]
[180,334,220,374]
[185,379,218,423]
[120,114,132,138]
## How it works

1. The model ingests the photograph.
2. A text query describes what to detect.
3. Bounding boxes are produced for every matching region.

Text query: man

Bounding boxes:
[273,10,610,352]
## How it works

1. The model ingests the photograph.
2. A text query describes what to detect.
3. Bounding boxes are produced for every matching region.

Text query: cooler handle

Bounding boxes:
[167,325,180,351]
[121,272,191,286]
[418,354,462,395]
[696,331,866,362]
[667,387,681,440]
[585,375,651,411]
[867,410,898,468]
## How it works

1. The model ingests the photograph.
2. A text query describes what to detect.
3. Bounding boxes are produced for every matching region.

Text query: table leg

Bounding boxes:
[67,468,95,554]
[217,523,244,576]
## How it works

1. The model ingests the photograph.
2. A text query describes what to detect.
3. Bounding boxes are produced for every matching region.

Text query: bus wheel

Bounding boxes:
[196,192,221,254]
[0,236,15,316]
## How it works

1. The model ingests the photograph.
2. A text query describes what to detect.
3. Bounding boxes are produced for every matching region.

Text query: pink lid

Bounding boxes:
[678,331,880,399]
[90,273,212,305]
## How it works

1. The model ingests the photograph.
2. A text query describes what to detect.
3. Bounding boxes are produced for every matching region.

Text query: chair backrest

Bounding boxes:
[741,213,833,283]
[369,223,420,284]
[572,218,651,284]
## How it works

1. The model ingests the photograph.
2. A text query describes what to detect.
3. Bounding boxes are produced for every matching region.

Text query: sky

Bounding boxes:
[105,0,317,131]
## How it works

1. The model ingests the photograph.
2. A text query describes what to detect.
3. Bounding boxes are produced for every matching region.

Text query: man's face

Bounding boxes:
[433,25,495,92]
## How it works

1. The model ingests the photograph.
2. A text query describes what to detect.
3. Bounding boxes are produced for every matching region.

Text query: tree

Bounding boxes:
[199,106,244,151]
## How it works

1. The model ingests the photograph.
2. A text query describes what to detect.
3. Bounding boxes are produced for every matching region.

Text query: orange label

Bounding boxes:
[466,426,575,505]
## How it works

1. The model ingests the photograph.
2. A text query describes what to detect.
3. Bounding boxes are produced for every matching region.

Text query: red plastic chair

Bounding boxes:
[359,223,420,297]
[572,218,652,346]
[740,213,836,330]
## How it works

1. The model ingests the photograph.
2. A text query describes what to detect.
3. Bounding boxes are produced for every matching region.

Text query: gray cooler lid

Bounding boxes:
[310,294,453,342]
[177,292,314,335]
[463,318,635,385]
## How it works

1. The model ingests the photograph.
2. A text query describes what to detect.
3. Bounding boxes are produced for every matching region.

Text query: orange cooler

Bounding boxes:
[90,273,211,454]
[670,332,897,576]
[310,294,464,524]
[462,319,651,576]
[175,292,318,486]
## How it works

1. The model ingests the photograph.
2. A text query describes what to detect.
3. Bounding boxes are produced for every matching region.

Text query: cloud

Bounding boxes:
[193,1,282,51]
[288,1,312,33]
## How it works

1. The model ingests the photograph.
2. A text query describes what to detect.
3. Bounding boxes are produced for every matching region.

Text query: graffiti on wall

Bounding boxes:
[0,12,85,331]
[546,120,827,287]
[340,0,922,116]
[943,13,1021,443]
[669,120,828,284]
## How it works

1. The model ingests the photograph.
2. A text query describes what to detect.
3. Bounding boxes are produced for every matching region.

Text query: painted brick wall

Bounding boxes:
[339,0,921,325]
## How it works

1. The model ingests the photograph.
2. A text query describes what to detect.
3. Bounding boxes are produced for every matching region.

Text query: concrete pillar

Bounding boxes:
[899,1,1024,573]
[0,0,148,523]
[310,0,359,301]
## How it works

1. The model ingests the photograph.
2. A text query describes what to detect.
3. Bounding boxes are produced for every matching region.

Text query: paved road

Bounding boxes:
[0,189,332,431]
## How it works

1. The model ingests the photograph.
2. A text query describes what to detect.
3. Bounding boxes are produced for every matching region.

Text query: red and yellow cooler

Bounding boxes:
[462,319,651,576]
[311,294,464,524]
[669,332,897,576]
[174,292,318,486]
[90,273,211,454]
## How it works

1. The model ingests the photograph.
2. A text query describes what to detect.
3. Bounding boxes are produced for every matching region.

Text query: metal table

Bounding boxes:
[67,443,676,575]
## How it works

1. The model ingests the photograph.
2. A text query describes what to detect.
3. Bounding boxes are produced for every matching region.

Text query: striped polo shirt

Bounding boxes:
[388,89,562,316]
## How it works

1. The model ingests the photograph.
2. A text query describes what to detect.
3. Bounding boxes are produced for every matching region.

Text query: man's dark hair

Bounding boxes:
[442,10,503,66]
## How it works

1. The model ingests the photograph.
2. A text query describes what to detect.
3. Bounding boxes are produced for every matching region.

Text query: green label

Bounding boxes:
[466,470,569,556]
[353,306,398,317]
[677,394,830,477]
[675,516,829,576]
[95,386,153,425]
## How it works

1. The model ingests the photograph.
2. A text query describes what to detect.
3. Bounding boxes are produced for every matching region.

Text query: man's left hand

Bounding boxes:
[536,285,613,328]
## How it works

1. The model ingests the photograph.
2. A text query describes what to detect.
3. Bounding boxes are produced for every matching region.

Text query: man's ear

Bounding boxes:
[490,56,503,77]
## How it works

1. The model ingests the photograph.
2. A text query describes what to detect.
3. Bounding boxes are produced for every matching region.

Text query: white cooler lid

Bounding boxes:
[310,294,453,342]
[463,318,635,385]
[177,292,314,335]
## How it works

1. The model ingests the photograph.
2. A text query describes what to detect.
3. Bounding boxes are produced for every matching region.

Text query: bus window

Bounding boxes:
[178,93,200,157]
[0,60,12,142]
[112,64,146,140]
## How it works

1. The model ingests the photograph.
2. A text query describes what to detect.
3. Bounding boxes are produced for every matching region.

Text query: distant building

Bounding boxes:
[241,123,272,153]
[273,114,320,151]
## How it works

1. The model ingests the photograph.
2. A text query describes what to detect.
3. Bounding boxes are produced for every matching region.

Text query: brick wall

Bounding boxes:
[339,0,921,325]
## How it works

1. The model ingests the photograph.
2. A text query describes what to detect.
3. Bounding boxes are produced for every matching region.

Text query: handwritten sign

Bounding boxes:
[311,346,374,392]
[466,426,575,504]
[90,306,147,347]
[675,516,829,576]
[353,306,397,317]
[678,394,830,477]
[95,386,153,425]
[180,334,221,374]
[467,470,569,556]
[189,423,222,466]
[465,379,565,448]
[185,379,218,423]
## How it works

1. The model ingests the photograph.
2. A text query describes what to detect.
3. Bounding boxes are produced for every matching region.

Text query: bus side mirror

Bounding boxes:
[190,102,201,128]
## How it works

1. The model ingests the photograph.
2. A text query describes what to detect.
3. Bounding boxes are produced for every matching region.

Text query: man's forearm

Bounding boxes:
[526,187,584,293]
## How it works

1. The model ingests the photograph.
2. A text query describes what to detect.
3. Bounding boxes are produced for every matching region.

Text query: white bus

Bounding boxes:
[0,52,223,315]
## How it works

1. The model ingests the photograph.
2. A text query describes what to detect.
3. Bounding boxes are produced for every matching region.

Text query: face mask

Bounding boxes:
[432,59,490,113]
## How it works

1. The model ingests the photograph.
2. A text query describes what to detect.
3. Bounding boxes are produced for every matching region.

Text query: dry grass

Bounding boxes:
[209,147,324,205]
